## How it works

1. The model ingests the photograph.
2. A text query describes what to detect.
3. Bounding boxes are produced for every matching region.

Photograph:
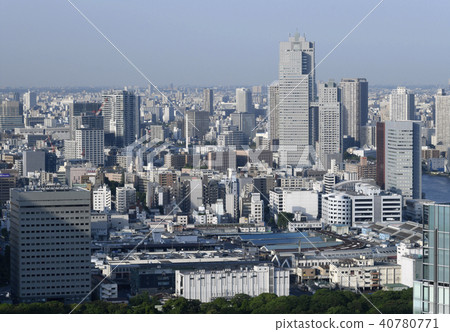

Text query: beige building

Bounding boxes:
[330,257,401,291]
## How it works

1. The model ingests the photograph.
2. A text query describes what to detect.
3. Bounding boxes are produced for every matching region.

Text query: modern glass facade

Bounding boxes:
[413,204,450,314]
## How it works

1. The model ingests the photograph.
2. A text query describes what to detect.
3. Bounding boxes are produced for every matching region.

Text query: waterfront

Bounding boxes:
[422,174,450,203]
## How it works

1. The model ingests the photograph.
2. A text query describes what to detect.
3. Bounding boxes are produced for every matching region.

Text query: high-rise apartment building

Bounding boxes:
[102,90,140,147]
[235,88,253,113]
[339,78,368,147]
[69,102,102,140]
[66,114,104,167]
[413,203,450,314]
[389,87,415,121]
[377,121,421,200]
[203,88,214,115]
[278,33,315,166]
[10,187,91,303]
[116,184,136,213]
[93,185,111,212]
[318,80,342,170]
[23,91,37,111]
[435,89,450,149]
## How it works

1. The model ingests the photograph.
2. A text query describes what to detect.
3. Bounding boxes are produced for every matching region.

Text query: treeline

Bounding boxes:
[0,288,413,314]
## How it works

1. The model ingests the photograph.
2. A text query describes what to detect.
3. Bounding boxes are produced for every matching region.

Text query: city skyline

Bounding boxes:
[1,0,450,88]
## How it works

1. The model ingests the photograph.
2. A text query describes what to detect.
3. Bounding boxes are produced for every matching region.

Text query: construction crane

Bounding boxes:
[92,101,105,116]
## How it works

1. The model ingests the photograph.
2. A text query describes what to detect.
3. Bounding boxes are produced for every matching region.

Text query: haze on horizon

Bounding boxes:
[0,0,449,88]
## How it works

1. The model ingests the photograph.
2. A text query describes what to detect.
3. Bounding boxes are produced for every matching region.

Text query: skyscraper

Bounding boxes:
[235,88,253,113]
[278,33,315,166]
[377,121,422,200]
[23,91,37,111]
[203,88,214,115]
[413,203,450,314]
[231,112,256,142]
[69,101,102,140]
[10,187,91,303]
[102,90,140,148]
[389,87,415,121]
[184,110,210,142]
[268,82,280,149]
[66,113,104,167]
[435,89,450,149]
[318,80,342,170]
[339,78,368,147]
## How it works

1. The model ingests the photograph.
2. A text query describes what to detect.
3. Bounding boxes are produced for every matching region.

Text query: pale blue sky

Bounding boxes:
[0,0,449,87]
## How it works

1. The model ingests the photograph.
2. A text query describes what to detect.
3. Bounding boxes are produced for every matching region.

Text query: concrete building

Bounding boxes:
[23,91,37,111]
[318,80,342,170]
[377,121,422,200]
[0,100,24,131]
[339,78,368,147]
[269,187,319,220]
[235,88,253,113]
[116,185,136,213]
[389,87,415,121]
[185,110,209,142]
[249,193,264,223]
[277,33,315,166]
[93,185,112,212]
[149,124,167,143]
[203,88,214,115]
[102,90,140,147]
[330,257,401,291]
[9,187,91,303]
[268,82,280,149]
[175,265,289,302]
[413,204,450,314]
[22,150,46,177]
[435,89,450,149]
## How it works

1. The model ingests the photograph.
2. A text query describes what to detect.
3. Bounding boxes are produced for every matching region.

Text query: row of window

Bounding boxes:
[21,222,89,227]
[23,210,89,215]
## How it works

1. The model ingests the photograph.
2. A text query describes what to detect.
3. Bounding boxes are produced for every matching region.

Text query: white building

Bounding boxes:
[193,206,217,225]
[175,265,289,303]
[277,33,315,166]
[435,89,450,149]
[329,257,401,291]
[396,242,422,288]
[93,185,111,212]
[23,91,37,111]
[383,121,422,200]
[321,193,352,225]
[116,184,136,213]
[318,80,342,170]
[269,187,319,220]
[322,183,402,226]
[249,193,264,223]
[389,87,415,121]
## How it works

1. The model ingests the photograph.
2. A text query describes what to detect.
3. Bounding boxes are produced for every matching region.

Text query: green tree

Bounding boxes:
[277,212,294,230]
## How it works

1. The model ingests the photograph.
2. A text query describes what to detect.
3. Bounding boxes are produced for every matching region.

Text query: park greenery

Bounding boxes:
[0,288,413,314]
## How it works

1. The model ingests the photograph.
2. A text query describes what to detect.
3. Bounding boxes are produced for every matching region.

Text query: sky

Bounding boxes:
[0,0,449,88]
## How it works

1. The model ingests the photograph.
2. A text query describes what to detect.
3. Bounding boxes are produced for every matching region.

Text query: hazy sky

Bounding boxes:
[0,0,449,87]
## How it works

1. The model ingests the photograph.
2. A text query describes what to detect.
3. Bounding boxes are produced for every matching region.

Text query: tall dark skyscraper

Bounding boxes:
[102,90,140,148]
[203,88,214,115]
[339,78,368,148]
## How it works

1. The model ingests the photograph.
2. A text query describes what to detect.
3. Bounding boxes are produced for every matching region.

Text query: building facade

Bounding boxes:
[9,187,91,303]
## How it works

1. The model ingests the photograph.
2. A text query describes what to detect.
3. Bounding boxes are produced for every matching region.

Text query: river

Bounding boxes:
[422,174,450,203]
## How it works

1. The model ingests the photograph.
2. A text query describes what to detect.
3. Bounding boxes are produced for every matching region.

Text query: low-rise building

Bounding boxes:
[175,264,289,302]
